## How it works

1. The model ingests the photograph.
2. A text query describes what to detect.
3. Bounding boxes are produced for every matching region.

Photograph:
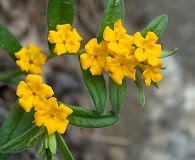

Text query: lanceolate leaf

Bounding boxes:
[67,105,119,128]
[56,133,74,160]
[0,126,39,154]
[78,52,107,113]
[0,24,22,61]
[47,0,74,31]
[47,0,74,53]
[141,14,168,38]
[48,133,56,155]
[151,81,159,89]
[109,77,127,114]
[0,100,34,145]
[161,48,178,58]
[82,71,107,113]
[135,74,145,107]
[97,0,124,43]
[0,100,34,157]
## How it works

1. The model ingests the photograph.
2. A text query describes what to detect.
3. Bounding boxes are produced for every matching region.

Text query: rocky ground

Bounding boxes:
[1,0,195,160]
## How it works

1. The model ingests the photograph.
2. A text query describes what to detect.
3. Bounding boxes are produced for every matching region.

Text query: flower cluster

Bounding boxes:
[15,43,47,74]
[16,74,73,135]
[48,24,83,55]
[15,23,83,135]
[80,19,163,86]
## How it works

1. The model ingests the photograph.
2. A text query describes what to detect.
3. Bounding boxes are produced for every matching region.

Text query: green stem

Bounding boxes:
[47,53,56,60]
[0,70,24,81]
[47,49,85,61]
[56,132,74,160]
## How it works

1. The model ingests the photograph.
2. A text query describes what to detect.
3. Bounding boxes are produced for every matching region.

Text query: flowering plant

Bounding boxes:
[0,0,177,159]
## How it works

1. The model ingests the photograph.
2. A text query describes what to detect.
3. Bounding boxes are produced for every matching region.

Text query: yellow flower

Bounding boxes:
[34,97,73,135]
[80,38,109,75]
[103,19,134,55]
[16,74,54,112]
[138,62,163,87]
[133,31,161,66]
[15,43,47,74]
[104,55,139,85]
[48,24,83,55]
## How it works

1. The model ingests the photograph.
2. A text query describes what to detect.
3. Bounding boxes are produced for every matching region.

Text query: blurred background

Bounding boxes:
[0,0,195,159]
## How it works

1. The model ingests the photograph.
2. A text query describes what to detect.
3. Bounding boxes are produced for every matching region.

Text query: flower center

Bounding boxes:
[32,92,36,96]
[29,59,33,64]
[120,62,124,66]
[50,114,55,118]
[94,55,98,59]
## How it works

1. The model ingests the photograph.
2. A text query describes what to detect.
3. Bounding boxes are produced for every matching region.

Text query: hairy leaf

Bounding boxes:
[109,78,127,114]
[141,14,168,38]
[67,105,119,128]
[0,24,22,61]
[97,0,124,43]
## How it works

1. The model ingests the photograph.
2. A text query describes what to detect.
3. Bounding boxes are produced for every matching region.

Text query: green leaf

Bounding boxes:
[109,77,127,114]
[160,48,178,58]
[135,74,145,107]
[0,125,39,153]
[48,134,56,155]
[96,0,124,43]
[56,133,74,160]
[82,72,107,113]
[45,149,53,160]
[0,24,22,61]
[0,153,12,160]
[47,0,74,53]
[37,137,46,157]
[0,100,34,145]
[47,0,74,30]
[141,14,168,38]
[151,81,159,89]
[67,105,119,128]
[78,52,107,113]
[0,70,25,85]
[27,126,46,148]
[0,100,34,157]
[44,134,49,149]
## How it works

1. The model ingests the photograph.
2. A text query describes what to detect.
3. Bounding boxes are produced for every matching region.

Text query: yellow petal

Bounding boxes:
[16,60,30,72]
[15,48,28,59]
[133,32,145,47]
[57,119,69,134]
[48,30,62,43]
[54,43,67,55]
[85,38,98,53]
[134,48,147,62]
[19,96,34,112]
[90,62,103,75]
[16,81,32,97]
[66,41,81,53]
[109,72,124,85]
[145,31,158,43]
[26,74,43,89]
[71,28,83,41]
[56,24,72,32]
[80,53,93,70]
[152,72,163,82]
[34,110,46,126]
[114,19,126,34]
[148,57,160,66]
[103,26,116,42]
[38,83,54,97]
[29,64,43,74]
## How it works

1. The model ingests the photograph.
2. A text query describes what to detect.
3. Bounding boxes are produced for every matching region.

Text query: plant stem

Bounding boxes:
[0,70,23,81]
